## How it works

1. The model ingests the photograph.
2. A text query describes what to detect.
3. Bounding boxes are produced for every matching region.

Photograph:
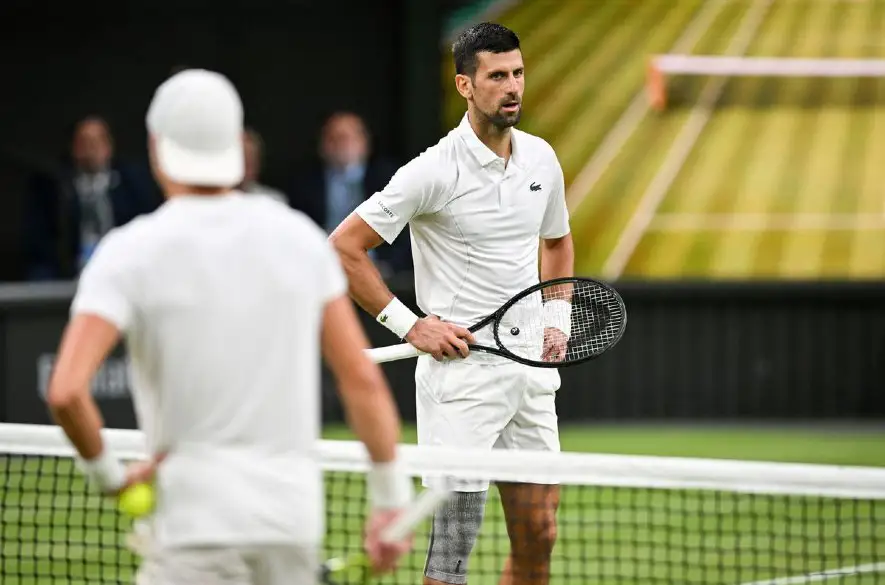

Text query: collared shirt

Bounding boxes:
[70,192,346,548]
[355,113,570,353]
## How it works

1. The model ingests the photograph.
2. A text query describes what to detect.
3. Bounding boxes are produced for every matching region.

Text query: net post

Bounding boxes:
[647,56,666,112]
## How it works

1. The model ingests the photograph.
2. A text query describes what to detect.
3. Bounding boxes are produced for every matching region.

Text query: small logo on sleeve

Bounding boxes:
[379,314,388,323]
[376,199,396,219]
[530,182,542,192]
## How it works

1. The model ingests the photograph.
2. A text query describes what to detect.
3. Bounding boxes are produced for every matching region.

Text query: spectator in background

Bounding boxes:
[22,115,158,281]
[239,127,286,203]
[288,111,412,276]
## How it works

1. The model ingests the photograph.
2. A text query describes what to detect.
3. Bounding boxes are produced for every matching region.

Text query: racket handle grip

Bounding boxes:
[380,488,452,542]
[365,343,423,364]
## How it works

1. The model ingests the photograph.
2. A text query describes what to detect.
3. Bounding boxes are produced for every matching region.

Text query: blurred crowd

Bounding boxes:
[21,111,412,282]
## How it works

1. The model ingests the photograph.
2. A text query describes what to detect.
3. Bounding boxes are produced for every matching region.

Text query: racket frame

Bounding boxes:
[367,277,627,368]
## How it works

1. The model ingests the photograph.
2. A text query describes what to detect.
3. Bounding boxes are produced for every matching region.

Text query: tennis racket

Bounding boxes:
[319,487,453,584]
[366,277,627,368]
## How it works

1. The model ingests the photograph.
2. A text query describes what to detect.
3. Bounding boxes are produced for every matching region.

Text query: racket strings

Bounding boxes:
[497,280,625,363]
[569,282,624,359]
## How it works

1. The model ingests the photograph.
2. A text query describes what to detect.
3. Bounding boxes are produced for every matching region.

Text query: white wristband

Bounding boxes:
[78,449,126,493]
[367,460,414,510]
[543,299,572,338]
[377,297,420,339]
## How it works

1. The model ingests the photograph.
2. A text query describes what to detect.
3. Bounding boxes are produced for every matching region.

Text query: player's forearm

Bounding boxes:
[48,386,125,493]
[333,243,422,340]
[333,243,396,317]
[339,369,401,464]
[339,370,414,510]
[540,234,574,281]
[48,385,105,459]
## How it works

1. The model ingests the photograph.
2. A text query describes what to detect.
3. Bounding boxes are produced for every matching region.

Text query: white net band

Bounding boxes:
[2,422,884,500]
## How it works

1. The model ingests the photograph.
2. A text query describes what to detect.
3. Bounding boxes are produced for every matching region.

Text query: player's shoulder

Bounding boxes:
[412,130,462,171]
[267,201,329,243]
[394,131,462,189]
[513,128,560,166]
[96,211,156,255]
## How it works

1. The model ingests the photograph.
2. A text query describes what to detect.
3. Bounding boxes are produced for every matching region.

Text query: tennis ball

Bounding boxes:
[118,483,155,518]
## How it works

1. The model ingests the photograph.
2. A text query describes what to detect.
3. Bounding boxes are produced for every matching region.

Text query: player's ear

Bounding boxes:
[455,74,473,100]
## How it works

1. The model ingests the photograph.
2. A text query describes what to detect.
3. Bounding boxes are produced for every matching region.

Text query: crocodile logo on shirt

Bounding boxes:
[530,182,542,192]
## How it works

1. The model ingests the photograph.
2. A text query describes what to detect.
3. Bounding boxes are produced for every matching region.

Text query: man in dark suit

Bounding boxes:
[288,111,411,276]
[23,116,159,280]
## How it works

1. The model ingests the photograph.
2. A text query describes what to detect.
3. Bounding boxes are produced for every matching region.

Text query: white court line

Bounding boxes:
[738,562,885,585]
[565,0,728,210]
[601,0,774,280]
[650,213,885,231]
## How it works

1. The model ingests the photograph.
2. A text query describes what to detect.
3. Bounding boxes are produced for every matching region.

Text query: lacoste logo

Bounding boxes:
[376,199,395,218]
[530,182,542,192]
[379,314,388,323]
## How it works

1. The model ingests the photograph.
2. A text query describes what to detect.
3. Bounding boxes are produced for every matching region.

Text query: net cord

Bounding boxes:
[2,423,884,500]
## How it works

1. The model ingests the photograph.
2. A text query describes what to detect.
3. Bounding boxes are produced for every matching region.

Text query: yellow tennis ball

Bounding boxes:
[118,483,155,518]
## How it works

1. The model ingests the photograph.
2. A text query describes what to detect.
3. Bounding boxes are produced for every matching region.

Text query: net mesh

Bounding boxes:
[2,423,885,585]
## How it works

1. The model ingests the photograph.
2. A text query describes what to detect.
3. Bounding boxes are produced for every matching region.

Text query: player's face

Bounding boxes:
[468,50,525,129]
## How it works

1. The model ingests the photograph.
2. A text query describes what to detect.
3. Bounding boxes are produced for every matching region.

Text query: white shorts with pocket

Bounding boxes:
[135,544,317,585]
[415,354,562,492]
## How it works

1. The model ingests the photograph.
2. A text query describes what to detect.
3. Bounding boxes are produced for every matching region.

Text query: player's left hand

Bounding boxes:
[364,509,414,574]
[541,327,568,362]
[108,453,166,496]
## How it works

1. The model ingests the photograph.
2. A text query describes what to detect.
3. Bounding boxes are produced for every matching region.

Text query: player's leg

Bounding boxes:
[416,357,517,585]
[423,489,489,585]
[495,368,562,585]
[496,482,560,585]
[135,546,252,585]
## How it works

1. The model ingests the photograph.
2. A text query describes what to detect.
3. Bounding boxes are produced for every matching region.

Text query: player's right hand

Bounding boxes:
[405,316,474,361]
[364,509,413,574]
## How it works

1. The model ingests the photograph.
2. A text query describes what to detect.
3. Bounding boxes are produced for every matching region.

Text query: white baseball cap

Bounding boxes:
[146,69,244,187]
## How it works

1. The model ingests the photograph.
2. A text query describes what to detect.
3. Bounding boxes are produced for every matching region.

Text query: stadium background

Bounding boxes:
[0,0,884,487]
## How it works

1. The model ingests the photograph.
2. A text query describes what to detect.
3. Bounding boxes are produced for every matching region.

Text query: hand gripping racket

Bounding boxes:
[320,487,453,584]
[367,277,627,368]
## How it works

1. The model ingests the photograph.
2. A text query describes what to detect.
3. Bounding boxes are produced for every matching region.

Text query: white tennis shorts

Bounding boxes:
[135,544,317,585]
[415,354,562,492]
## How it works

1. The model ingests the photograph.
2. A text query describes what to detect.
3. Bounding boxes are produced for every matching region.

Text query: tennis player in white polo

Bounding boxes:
[330,23,573,585]
[46,69,414,585]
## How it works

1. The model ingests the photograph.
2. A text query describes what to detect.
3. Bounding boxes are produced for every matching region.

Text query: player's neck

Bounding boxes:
[467,111,512,161]
[163,183,233,198]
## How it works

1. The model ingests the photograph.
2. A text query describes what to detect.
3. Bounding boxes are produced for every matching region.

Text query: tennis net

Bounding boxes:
[2,422,884,585]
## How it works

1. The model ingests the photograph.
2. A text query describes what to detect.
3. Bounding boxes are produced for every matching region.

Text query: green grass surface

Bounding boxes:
[3,424,885,584]
[443,0,885,279]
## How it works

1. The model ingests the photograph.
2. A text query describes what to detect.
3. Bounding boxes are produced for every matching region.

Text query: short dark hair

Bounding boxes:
[452,22,520,77]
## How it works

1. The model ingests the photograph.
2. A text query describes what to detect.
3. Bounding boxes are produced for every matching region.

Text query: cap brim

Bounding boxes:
[156,135,244,188]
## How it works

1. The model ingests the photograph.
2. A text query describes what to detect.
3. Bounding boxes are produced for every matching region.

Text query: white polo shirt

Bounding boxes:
[356,113,570,352]
[70,192,346,548]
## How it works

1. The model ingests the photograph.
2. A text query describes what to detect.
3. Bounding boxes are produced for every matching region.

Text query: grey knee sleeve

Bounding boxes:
[424,491,488,584]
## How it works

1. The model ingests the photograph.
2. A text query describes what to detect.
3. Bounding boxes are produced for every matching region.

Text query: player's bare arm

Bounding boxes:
[330,214,474,361]
[540,233,574,281]
[321,294,415,572]
[321,295,401,463]
[540,233,575,362]
[47,315,156,494]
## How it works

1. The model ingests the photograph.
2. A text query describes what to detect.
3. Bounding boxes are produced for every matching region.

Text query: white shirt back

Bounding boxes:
[355,114,570,355]
[70,192,346,548]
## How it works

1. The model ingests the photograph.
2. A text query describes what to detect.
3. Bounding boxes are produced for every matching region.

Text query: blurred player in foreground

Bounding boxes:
[46,68,413,585]
[330,23,573,585]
